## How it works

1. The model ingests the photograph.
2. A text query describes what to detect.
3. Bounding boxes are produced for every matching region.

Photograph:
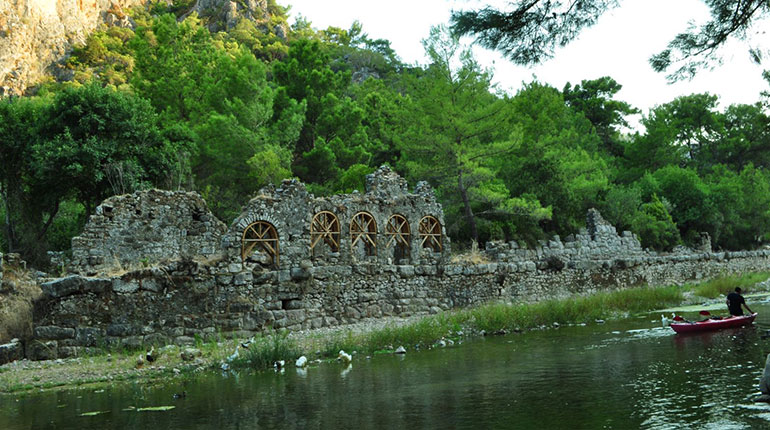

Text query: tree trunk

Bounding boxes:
[458,171,479,243]
[1,186,17,252]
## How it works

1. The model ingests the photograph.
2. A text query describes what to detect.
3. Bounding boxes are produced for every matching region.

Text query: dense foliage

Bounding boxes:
[1,2,769,265]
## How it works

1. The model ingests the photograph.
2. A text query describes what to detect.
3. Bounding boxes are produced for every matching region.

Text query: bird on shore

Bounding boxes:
[240,337,255,349]
[136,354,144,369]
[338,350,352,363]
[295,355,308,368]
[227,345,241,362]
[146,346,157,363]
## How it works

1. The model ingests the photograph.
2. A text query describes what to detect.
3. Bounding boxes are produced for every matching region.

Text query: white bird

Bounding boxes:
[338,350,352,363]
[220,362,230,371]
[274,360,285,369]
[227,345,241,362]
[295,355,308,368]
[241,337,255,349]
[661,314,670,327]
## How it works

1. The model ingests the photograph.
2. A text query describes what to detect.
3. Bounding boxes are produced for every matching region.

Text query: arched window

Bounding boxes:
[311,211,340,253]
[241,221,279,266]
[350,211,377,256]
[386,214,411,261]
[418,216,442,252]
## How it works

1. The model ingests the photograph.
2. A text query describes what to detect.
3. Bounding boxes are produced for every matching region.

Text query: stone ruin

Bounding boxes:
[70,189,227,275]
[69,166,450,278]
[11,166,770,362]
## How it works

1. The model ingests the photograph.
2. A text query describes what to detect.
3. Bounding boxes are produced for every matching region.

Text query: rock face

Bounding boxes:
[0,0,145,96]
[0,0,287,95]
[184,0,285,33]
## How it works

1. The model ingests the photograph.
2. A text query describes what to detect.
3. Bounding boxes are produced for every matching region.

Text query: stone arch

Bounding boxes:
[350,211,377,257]
[418,215,442,252]
[311,211,340,255]
[386,214,411,262]
[241,220,279,267]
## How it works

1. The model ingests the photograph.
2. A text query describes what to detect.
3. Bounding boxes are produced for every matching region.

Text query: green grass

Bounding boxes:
[227,272,770,371]
[230,330,302,369]
[689,271,770,298]
[227,283,688,371]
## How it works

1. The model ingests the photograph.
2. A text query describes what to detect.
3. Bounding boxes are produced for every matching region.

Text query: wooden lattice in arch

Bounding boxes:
[350,211,377,256]
[311,211,340,252]
[418,215,442,252]
[241,221,279,265]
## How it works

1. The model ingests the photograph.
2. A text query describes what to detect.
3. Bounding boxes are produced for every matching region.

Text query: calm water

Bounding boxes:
[4,303,770,429]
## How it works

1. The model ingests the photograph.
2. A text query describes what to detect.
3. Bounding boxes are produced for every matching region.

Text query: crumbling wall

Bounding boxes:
[221,165,450,274]
[70,190,226,275]
[21,167,770,361]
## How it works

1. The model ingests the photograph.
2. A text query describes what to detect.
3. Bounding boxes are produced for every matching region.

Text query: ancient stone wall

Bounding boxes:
[21,167,770,360]
[70,190,226,276]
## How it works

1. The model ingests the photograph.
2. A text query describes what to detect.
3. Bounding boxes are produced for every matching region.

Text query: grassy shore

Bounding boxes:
[2,271,769,394]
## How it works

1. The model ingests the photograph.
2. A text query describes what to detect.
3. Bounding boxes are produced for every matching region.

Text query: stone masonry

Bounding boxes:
[70,189,226,276]
[21,167,770,361]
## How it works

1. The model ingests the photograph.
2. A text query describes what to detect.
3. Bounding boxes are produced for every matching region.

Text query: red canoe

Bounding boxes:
[670,313,757,333]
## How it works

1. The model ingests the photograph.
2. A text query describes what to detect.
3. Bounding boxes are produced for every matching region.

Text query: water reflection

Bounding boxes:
[5,306,770,429]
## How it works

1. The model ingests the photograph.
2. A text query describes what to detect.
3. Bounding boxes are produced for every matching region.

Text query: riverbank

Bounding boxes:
[2,272,768,395]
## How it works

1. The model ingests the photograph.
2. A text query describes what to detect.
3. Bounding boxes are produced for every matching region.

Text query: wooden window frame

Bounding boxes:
[386,214,411,256]
[241,221,279,266]
[311,211,341,253]
[418,215,442,252]
[350,211,377,256]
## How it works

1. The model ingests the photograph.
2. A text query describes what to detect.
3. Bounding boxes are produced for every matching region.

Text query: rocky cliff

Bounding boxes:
[0,0,143,96]
[0,0,286,96]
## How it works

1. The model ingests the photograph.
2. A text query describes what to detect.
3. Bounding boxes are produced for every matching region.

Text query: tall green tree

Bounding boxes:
[129,13,303,218]
[399,26,548,243]
[562,76,638,157]
[497,81,608,236]
[0,84,184,262]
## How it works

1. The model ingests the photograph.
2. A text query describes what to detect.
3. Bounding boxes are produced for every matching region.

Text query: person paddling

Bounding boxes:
[726,287,754,316]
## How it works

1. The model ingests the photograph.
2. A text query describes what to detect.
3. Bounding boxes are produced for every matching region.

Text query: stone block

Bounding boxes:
[107,323,136,337]
[0,339,23,365]
[58,346,82,358]
[113,279,139,293]
[26,340,58,361]
[398,265,415,277]
[144,333,169,346]
[174,336,196,346]
[121,336,143,349]
[278,270,291,282]
[40,276,84,298]
[291,267,310,281]
[76,327,103,347]
[286,309,307,325]
[141,278,161,292]
[34,326,75,340]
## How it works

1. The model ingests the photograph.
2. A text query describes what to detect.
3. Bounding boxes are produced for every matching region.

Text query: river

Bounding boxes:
[4,301,770,429]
